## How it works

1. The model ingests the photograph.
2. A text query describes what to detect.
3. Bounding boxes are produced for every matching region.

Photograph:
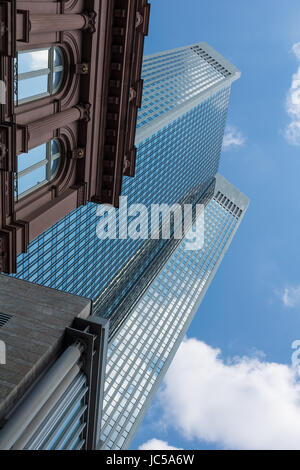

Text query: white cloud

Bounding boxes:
[292,43,300,61]
[282,285,300,307]
[159,338,300,450]
[285,121,300,145]
[27,49,49,70]
[222,125,245,150]
[285,43,300,145]
[138,439,181,451]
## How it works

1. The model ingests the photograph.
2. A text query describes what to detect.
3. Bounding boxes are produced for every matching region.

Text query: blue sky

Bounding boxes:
[131,0,300,450]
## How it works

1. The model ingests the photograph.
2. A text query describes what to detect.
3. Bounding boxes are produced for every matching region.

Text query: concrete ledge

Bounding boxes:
[0,275,92,423]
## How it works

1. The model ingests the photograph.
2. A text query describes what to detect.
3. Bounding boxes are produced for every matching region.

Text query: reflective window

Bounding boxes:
[14,47,64,105]
[137,46,228,129]
[15,139,61,199]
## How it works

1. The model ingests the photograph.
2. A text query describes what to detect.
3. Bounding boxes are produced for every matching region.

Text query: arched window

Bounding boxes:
[15,140,62,200]
[14,47,64,106]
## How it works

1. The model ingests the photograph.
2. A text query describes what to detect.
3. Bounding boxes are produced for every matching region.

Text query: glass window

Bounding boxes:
[14,47,64,105]
[15,139,62,200]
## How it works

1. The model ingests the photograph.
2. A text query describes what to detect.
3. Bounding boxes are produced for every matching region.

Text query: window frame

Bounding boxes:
[14,46,64,106]
[15,139,62,201]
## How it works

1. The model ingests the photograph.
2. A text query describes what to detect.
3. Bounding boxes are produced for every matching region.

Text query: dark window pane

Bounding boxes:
[53,71,63,90]
[53,48,63,67]
[51,159,60,176]
[51,140,60,156]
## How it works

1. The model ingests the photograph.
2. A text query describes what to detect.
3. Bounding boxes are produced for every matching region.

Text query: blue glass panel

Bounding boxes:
[53,48,63,67]
[51,159,60,176]
[18,49,49,74]
[51,140,60,155]
[18,144,47,172]
[12,86,230,301]
[18,75,48,101]
[53,71,63,90]
[17,166,46,196]
[9,44,244,452]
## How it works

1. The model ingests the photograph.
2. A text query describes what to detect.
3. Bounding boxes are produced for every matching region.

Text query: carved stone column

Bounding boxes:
[26,106,85,150]
[29,13,96,34]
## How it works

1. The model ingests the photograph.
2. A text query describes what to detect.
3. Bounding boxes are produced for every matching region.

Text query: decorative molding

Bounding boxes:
[12,220,29,253]
[76,103,91,122]
[0,123,16,171]
[16,10,30,43]
[0,227,16,274]
[0,1,16,57]
[95,0,150,206]
[129,87,137,102]
[69,147,85,159]
[123,146,137,177]
[16,124,29,154]
[0,234,8,273]
[72,182,88,207]
[64,0,80,12]
[0,0,150,272]
[74,63,89,75]
[136,12,143,28]
[82,11,97,33]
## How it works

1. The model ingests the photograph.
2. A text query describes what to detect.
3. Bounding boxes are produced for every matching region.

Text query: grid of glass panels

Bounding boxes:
[6,45,242,452]
[14,47,64,106]
[11,87,231,309]
[137,45,231,129]
[100,197,240,450]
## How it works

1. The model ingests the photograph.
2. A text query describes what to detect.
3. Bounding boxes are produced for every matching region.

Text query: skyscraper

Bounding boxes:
[0,42,247,450]
[10,43,240,311]
[135,42,239,143]
[99,174,249,450]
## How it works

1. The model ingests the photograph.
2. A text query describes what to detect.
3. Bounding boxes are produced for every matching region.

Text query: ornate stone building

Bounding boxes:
[0,0,150,273]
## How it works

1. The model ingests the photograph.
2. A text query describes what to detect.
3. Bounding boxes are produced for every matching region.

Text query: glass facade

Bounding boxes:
[7,44,245,450]
[11,85,231,312]
[100,175,249,450]
[137,44,233,129]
